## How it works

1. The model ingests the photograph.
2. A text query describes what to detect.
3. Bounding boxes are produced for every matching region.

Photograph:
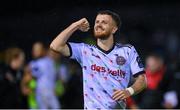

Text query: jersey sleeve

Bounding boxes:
[129,46,145,77]
[67,42,84,64]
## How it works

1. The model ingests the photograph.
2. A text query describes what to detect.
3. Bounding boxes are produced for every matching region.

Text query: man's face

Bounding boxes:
[32,42,46,59]
[11,52,25,70]
[146,56,163,73]
[94,14,117,39]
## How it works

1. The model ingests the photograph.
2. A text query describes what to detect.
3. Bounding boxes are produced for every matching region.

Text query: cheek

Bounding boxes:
[104,24,112,30]
[105,27,112,33]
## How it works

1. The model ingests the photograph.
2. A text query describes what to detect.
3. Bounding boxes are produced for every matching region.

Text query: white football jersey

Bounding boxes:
[30,56,57,89]
[68,42,145,109]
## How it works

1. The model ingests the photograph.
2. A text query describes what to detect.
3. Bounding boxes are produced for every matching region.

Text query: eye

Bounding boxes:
[102,20,107,24]
[96,20,99,23]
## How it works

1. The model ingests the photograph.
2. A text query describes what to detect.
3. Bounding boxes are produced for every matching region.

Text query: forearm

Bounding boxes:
[131,74,147,95]
[50,23,79,52]
[112,74,147,101]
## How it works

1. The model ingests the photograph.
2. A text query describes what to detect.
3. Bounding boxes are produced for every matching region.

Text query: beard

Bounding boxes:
[94,28,111,40]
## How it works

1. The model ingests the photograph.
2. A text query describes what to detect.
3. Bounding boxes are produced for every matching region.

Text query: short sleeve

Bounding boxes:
[129,46,145,77]
[67,42,84,63]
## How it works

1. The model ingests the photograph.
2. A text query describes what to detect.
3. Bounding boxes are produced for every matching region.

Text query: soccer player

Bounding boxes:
[29,49,61,109]
[50,10,147,109]
[22,42,61,109]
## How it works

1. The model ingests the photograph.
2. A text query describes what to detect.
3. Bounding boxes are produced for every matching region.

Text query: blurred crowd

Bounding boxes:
[0,30,180,109]
[119,30,180,109]
[0,41,83,109]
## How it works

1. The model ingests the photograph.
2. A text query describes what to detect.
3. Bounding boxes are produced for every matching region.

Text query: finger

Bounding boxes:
[82,19,88,24]
[80,27,89,32]
[113,93,124,100]
[84,27,90,31]
[114,92,125,101]
[81,24,89,28]
[114,94,125,101]
[112,89,120,95]
[112,91,123,100]
[112,90,123,98]
[78,18,87,24]
[80,25,89,30]
[81,25,90,30]
[83,19,88,23]
[118,92,129,100]
[84,27,90,32]
[81,18,86,21]
[82,22,89,27]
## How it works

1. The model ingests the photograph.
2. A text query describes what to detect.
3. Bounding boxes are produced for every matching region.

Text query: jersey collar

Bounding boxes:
[96,42,115,54]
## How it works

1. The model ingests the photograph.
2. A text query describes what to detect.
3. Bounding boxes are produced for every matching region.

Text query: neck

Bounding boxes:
[97,34,114,51]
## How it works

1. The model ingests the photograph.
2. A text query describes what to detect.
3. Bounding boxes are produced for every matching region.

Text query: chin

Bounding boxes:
[94,32,110,40]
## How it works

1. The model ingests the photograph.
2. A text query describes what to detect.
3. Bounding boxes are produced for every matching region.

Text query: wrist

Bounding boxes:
[126,87,135,96]
[71,22,80,30]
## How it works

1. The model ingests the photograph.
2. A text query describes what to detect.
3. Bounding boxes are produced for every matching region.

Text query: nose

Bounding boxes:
[95,23,102,28]
[97,22,103,26]
[95,21,101,26]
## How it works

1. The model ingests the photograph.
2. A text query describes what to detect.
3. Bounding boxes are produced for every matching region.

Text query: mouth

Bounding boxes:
[95,27,104,32]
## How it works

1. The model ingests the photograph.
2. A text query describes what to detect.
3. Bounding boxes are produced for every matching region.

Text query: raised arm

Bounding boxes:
[50,18,90,57]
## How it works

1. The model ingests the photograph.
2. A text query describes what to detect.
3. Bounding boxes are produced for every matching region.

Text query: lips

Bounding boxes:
[95,27,104,32]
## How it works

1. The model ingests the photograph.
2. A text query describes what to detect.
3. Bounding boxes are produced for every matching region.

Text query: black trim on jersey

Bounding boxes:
[66,43,72,58]
[96,42,115,54]
[122,44,133,49]
[114,43,133,49]
[133,70,145,78]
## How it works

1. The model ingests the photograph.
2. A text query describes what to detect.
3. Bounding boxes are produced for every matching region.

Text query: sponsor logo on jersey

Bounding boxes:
[91,64,126,78]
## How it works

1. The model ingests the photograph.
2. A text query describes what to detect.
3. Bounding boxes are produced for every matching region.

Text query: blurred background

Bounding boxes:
[0,0,180,109]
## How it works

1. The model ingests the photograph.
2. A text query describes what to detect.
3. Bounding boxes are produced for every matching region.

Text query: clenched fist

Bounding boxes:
[74,18,90,32]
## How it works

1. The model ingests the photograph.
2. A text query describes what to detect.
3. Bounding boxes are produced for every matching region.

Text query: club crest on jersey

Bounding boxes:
[116,56,126,65]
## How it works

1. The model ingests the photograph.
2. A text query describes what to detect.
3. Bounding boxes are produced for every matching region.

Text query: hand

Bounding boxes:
[112,89,131,101]
[74,18,90,32]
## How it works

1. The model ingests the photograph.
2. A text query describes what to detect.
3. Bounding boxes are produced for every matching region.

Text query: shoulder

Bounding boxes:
[75,42,97,50]
[37,57,46,63]
[115,43,134,50]
[30,57,46,65]
[68,42,90,48]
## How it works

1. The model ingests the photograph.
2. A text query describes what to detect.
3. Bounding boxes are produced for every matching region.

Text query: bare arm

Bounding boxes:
[50,18,90,57]
[131,74,147,94]
[113,73,147,101]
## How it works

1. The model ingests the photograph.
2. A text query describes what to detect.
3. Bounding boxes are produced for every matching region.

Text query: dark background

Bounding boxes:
[0,0,180,61]
[0,0,180,109]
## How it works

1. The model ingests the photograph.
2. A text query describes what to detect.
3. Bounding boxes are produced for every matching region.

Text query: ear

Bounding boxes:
[112,27,118,34]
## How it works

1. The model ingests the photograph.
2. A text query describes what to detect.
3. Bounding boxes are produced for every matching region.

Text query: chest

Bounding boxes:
[82,48,130,68]
[82,48,131,80]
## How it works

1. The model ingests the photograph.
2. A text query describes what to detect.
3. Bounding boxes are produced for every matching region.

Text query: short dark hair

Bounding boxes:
[97,10,121,28]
